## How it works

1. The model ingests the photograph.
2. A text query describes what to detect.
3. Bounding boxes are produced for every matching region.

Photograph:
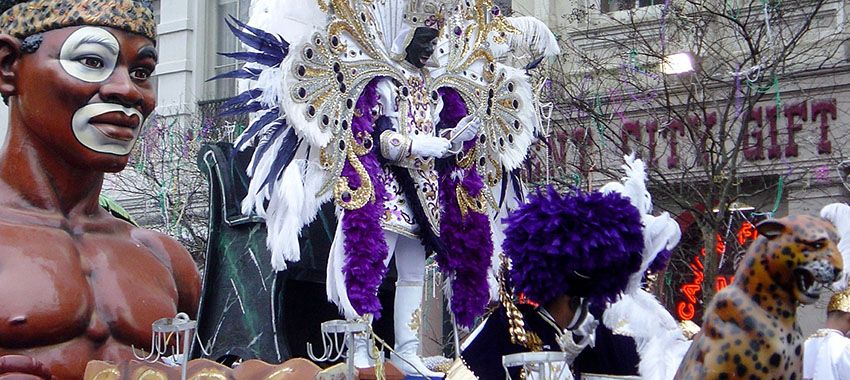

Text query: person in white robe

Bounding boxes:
[803,287,850,380]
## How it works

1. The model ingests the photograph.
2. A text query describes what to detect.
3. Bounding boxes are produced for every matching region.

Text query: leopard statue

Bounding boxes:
[674,214,843,380]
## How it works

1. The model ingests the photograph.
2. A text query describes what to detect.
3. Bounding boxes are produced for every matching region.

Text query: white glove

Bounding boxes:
[450,115,482,143]
[443,115,481,154]
[410,135,452,158]
[558,313,598,364]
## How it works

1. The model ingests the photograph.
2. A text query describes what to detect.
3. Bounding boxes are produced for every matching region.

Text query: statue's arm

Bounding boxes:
[162,235,201,318]
[0,355,52,379]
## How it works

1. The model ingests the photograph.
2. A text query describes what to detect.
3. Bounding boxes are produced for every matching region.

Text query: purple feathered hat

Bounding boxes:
[502,186,645,305]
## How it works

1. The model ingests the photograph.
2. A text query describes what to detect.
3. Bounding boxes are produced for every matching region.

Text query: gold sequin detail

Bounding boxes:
[334,137,376,210]
[409,308,422,333]
[499,254,543,351]
[828,287,850,313]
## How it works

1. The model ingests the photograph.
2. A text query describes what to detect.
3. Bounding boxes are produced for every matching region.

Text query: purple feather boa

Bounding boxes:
[435,88,494,328]
[502,186,644,305]
[341,79,390,318]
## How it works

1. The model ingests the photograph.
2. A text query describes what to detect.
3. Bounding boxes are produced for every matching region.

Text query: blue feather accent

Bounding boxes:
[226,16,289,58]
[265,130,301,193]
[219,89,263,111]
[524,55,545,71]
[252,122,286,163]
[234,109,281,152]
[209,16,294,165]
[207,67,262,82]
[218,102,264,118]
[218,51,282,67]
[250,123,289,175]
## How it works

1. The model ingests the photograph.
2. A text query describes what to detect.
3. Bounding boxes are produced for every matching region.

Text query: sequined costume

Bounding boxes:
[221,0,559,326]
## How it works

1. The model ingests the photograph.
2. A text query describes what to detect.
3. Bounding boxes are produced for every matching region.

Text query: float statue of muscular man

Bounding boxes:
[0,1,201,378]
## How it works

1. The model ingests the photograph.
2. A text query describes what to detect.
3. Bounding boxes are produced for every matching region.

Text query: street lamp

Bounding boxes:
[660,52,696,75]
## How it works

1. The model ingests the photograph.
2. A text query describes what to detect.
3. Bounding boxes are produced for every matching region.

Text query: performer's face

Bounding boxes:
[404,27,438,68]
[13,26,157,172]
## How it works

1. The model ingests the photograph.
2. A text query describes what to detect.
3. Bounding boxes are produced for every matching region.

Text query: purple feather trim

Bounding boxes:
[502,186,644,305]
[341,79,390,318]
[437,166,493,328]
[647,248,673,273]
[435,88,493,328]
[438,87,468,127]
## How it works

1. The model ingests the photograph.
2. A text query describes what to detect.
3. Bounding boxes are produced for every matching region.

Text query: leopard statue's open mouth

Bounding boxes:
[793,262,841,304]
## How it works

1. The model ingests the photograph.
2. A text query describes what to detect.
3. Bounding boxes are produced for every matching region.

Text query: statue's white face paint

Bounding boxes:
[60,27,144,156]
[59,27,119,83]
[71,103,144,156]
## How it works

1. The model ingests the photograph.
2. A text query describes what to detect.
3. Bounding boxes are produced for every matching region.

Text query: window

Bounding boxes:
[600,0,657,13]
[205,0,252,101]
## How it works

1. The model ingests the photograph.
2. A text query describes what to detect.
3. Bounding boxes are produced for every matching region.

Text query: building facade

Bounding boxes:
[515,0,850,334]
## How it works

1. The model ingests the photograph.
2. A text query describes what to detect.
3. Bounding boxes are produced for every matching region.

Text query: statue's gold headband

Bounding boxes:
[828,288,850,313]
[0,0,156,41]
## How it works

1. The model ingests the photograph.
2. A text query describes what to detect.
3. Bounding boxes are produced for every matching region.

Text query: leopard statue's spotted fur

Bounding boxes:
[674,215,843,380]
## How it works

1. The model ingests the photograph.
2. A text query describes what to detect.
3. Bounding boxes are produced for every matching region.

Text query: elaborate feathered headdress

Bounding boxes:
[501,186,644,305]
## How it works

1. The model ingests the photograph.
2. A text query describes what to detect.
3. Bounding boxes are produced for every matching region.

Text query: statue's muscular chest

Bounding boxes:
[0,220,179,350]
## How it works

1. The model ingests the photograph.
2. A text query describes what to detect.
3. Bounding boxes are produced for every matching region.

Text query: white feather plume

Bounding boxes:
[604,290,691,380]
[488,16,561,61]
[240,123,288,217]
[259,158,332,271]
[249,0,327,47]
[820,202,850,290]
[326,209,359,318]
[255,67,284,110]
[622,153,651,214]
[599,153,650,214]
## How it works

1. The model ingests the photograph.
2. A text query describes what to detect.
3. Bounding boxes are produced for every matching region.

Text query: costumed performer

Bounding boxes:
[215,0,559,375]
[803,286,850,380]
[0,1,201,378]
[820,203,850,290]
[459,186,645,379]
